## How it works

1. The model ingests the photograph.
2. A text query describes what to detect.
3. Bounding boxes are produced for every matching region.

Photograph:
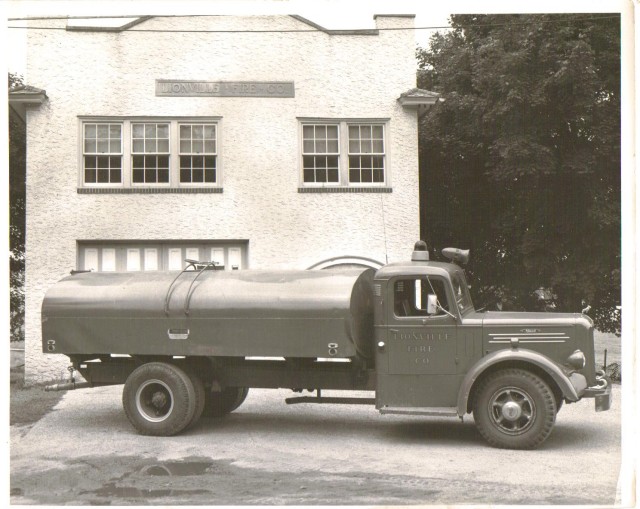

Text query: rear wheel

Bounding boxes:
[123,362,196,436]
[472,369,557,449]
[203,387,249,418]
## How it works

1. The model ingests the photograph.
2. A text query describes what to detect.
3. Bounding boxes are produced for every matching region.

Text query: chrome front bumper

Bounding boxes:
[581,370,612,412]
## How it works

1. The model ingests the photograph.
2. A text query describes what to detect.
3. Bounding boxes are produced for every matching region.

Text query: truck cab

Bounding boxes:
[372,241,611,448]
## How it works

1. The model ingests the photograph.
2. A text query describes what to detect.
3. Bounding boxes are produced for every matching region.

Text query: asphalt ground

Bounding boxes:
[10,383,626,506]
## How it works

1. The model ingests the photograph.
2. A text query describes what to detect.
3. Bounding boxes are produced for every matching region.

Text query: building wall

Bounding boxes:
[25,15,420,381]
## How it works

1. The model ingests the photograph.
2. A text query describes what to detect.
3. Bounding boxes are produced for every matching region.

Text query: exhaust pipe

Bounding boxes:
[45,381,91,392]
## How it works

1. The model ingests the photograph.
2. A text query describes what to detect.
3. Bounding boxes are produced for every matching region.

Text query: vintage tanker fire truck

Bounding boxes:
[42,242,611,449]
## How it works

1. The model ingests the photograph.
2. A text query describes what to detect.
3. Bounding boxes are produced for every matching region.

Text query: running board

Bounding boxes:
[379,406,459,417]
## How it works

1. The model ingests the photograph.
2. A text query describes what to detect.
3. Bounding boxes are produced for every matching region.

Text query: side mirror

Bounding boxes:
[427,294,438,315]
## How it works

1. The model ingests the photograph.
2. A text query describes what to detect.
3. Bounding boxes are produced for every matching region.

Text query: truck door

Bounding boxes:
[376,276,459,408]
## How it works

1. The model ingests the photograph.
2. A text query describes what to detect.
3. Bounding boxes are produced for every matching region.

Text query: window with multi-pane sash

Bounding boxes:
[80,118,220,189]
[300,121,386,187]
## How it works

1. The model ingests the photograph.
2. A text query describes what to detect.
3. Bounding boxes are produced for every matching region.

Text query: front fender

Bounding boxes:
[456,348,582,415]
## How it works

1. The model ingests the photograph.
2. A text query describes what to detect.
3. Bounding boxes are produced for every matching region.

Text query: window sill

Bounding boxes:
[298,187,392,194]
[78,187,223,194]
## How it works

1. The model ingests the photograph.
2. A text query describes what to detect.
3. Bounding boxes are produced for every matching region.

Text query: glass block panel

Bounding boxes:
[127,249,141,271]
[84,248,98,271]
[102,248,116,271]
[144,248,158,271]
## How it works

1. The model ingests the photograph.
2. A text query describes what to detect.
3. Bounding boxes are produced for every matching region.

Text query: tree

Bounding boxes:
[9,72,26,342]
[417,14,621,333]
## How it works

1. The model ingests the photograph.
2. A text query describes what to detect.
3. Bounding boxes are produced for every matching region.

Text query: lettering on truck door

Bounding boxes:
[387,277,458,375]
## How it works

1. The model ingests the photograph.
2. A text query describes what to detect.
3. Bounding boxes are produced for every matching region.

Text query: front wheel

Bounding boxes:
[123,362,196,436]
[472,369,557,449]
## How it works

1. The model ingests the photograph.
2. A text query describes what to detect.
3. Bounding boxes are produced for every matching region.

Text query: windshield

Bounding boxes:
[451,271,474,314]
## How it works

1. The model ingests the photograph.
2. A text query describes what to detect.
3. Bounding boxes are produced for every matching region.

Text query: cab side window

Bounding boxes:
[394,278,450,317]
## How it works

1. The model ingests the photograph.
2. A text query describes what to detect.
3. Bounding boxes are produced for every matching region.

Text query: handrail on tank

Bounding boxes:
[163,260,198,316]
[183,260,221,316]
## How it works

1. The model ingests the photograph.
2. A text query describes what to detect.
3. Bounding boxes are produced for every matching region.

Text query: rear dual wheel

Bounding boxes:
[123,362,205,436]
[203,387,249,418]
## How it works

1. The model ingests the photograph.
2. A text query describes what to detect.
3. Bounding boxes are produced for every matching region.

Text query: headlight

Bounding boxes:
[566,349,586,370]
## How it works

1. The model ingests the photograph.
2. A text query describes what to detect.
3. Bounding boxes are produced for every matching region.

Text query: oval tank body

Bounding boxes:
[42,268,376,360]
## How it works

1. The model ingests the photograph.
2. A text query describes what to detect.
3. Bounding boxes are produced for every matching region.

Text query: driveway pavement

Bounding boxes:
[11,384,626,505]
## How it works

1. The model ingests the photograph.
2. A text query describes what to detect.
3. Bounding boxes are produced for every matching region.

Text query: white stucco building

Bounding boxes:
[13,14,439,381]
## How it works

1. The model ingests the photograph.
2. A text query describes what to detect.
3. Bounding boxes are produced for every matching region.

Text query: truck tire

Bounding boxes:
[184,369,206,429]
[203,387,249,418]
[472,368,556,449]
[123,362,196,436]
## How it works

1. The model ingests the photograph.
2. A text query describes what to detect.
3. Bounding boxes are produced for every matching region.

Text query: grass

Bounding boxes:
[10,376,65,426]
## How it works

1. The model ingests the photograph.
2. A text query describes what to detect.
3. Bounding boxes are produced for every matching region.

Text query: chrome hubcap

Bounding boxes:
[488,386,536,435]
[136,379,174,423]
